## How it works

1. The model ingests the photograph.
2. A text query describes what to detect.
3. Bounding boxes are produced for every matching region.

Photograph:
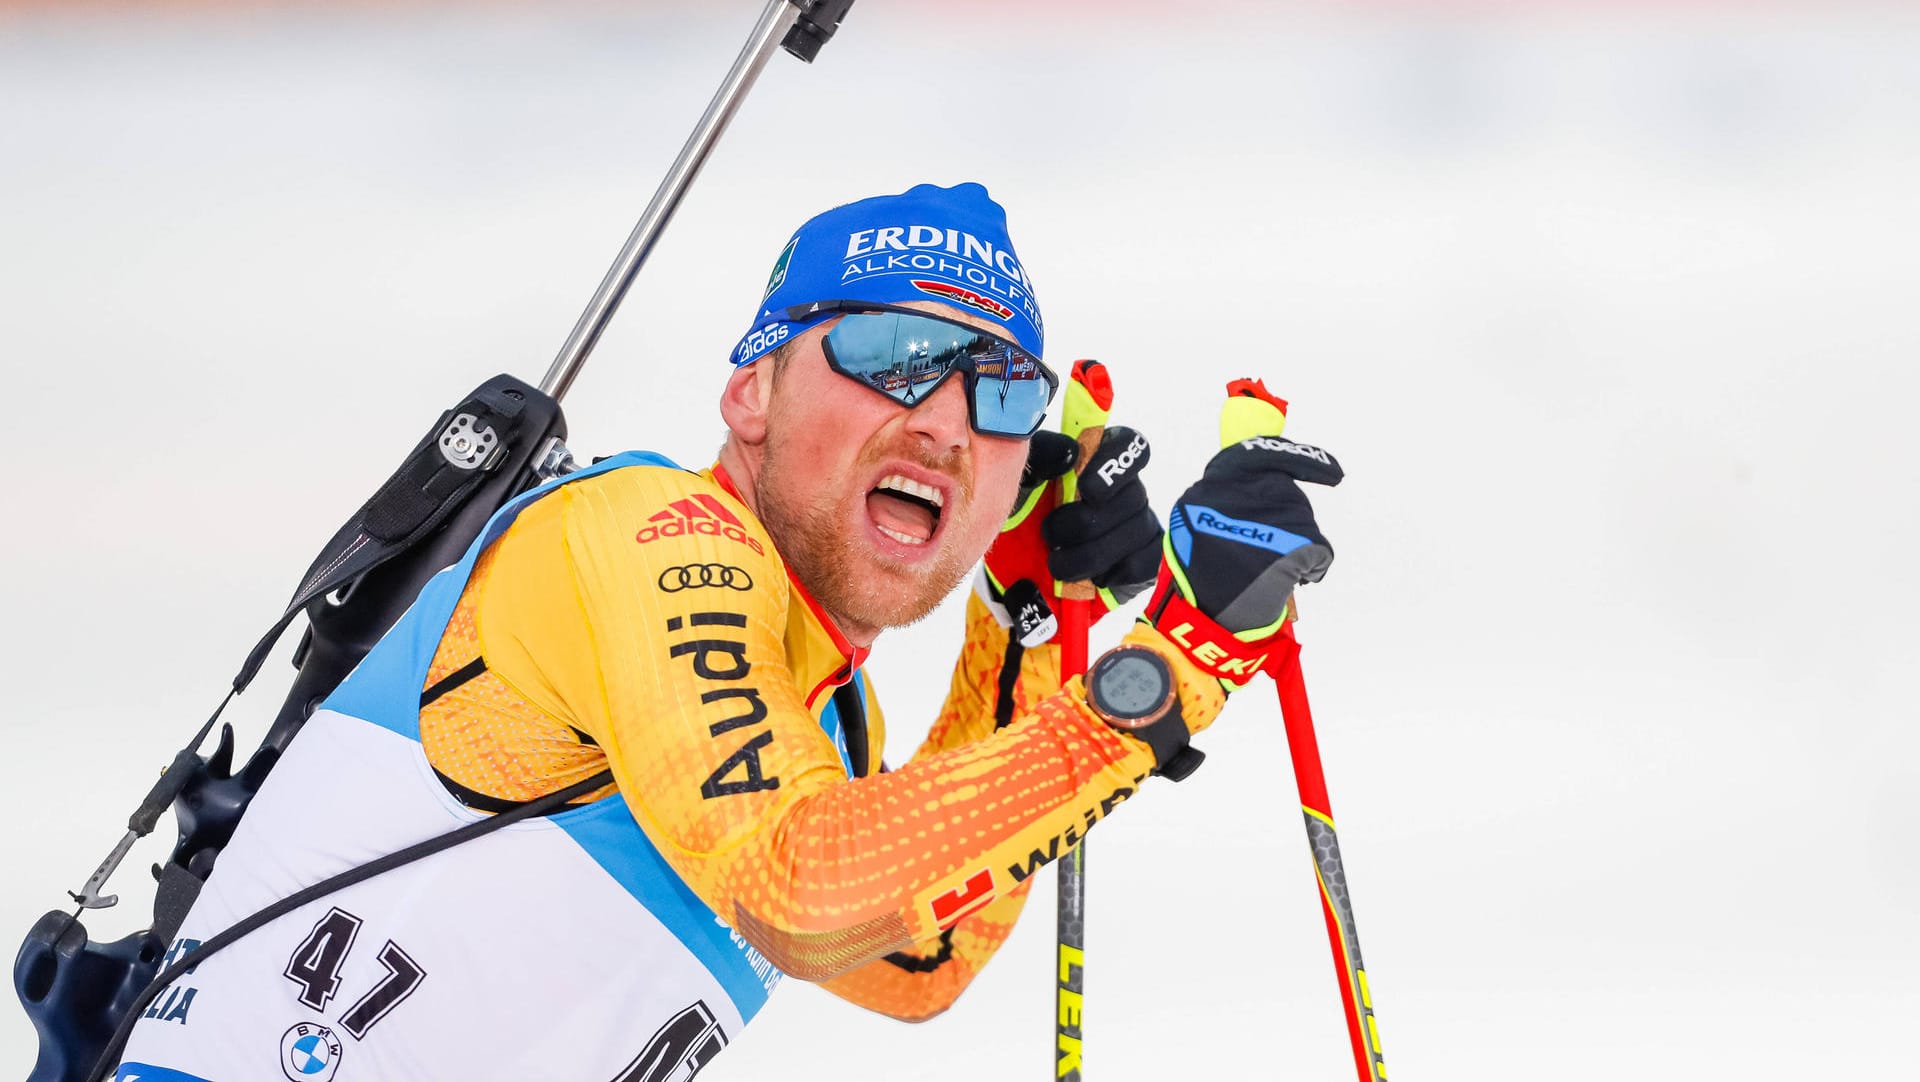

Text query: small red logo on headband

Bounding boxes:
[911,279,1015,321]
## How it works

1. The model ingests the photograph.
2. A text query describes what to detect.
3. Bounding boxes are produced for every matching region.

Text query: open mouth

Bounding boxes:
[865,474,945,547]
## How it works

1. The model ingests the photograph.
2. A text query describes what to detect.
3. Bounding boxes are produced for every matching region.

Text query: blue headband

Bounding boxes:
[730,182,1044,368]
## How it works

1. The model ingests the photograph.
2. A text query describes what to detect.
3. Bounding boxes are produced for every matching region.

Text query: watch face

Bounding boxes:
[1095,652,1170,722]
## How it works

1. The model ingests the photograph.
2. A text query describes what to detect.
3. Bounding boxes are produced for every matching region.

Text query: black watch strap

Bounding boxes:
[1086,646,1205,782]
[1132,711,1205,782]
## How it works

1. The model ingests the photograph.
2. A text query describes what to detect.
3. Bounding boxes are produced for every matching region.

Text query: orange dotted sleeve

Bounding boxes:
[816,593,1049,1019]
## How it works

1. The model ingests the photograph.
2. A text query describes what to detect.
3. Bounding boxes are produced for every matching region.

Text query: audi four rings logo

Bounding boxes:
[659,564,753,592]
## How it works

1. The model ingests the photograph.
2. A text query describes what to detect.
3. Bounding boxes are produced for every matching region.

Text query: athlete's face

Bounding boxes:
[732,302,1031,645]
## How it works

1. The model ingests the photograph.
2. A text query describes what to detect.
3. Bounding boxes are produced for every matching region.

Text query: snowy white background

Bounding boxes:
[3,0,1917,1078]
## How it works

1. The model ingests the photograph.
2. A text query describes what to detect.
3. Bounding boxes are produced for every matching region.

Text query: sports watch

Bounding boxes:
[1084,646,1204,781]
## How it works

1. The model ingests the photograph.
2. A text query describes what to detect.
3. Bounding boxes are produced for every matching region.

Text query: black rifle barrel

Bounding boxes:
[539,0,857,401]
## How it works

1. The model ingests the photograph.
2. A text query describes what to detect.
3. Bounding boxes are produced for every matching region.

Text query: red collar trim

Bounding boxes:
[710,463,870,703]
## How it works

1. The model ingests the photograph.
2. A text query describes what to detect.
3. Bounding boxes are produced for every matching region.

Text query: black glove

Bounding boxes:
[1161,433,1340,634]
[1143,381,1339,686]
[1041,426,1163,605]
[983,426,1164,642]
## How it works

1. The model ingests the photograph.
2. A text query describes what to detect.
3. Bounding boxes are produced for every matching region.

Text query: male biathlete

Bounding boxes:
[114,182,1340,1081]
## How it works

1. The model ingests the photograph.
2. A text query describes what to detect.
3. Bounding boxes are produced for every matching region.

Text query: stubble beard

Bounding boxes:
[756,431,978,639]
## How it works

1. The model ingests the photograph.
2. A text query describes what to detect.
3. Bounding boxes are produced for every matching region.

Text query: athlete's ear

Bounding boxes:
[719,357,776,446]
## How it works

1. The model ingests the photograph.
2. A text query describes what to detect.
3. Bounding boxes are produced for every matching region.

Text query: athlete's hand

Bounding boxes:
[980,425,1162,646]
[1142,379,1341,689]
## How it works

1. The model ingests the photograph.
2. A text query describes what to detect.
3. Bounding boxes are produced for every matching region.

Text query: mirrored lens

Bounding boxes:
[967,342,1053,436]
[824,312,963,407]
[823,311,1054,435]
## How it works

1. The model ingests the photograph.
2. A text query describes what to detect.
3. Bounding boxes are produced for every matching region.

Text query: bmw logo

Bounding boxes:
[280,1022,342,1082]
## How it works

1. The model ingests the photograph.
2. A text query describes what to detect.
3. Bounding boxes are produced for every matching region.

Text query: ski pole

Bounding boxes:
[1267,632,1388,1082]
[1238,389,1385,1081]
[539,0,855,402]
[1053,359,1113,1082]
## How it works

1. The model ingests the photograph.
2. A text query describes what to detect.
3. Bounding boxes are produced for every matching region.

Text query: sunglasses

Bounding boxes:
[787,301,1059,438]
